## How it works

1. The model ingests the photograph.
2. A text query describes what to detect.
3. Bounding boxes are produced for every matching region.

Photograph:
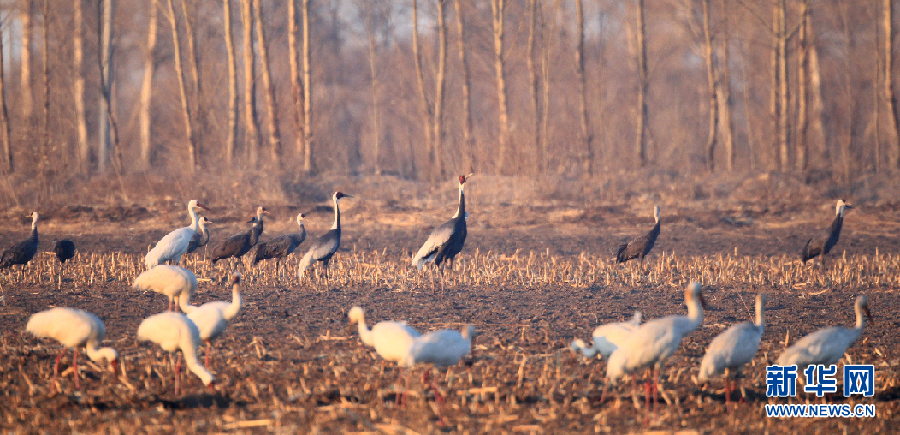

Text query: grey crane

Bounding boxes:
[252,206,270,237]
[0,212,40,270]
[298,192,353,283]
[54,240,76,263]
[253,213,306,269]
[210,219,260,264]
[801,200,851,267]
[185,217,212,255]
[616,205,660,266]
[412,175,471,293]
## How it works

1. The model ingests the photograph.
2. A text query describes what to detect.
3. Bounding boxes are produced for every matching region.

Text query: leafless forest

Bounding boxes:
[0,0,897,206]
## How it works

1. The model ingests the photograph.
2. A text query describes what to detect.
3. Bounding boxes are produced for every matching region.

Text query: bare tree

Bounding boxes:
[181,0,202,167]
[492,0,509,173]
[454,0,474,172]
[253,0,281,168]
[363,1,382,175]
[302,0,312,173]
[796,0,810,171]
[433,0,448,178]
[0,21,11,173]
[140,1,158,168]
[886,0,900,169]
[540,1,558,173]
[575,0,593,177]
[288,0,304,169]
[527,0,541,173]
[717,7,734,171]
[773,0,789,171]
[20,0,33,123]
[635,0,648,167]
[39,0,49,174]
[702,0,718,171]
[240,0,261,168]
[74,0,87,173]
[98,0,114,172]
[223,0,238,165]
[411,0,433,174]
[808,10,828,167]
[161,0,196,171]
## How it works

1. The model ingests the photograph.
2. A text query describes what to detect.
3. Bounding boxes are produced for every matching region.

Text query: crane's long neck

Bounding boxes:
[331,197,341,230]
[249,224,260,245]
[298,220,306,238]
[178,290,197,313]
[855,303,867,330]
[188,206,199,231]
[355,315,373,345]
[755,299,765,330]
[453,183,466,218]
[181,335,214,384]
[686,295,703,326]
[222,281,242,320]
[84,341,117,363]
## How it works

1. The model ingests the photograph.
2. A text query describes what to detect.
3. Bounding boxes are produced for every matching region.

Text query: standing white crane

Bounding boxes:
[348,306,421,362]
[698,294,767,407]
[777,295,871,372]
[132,265,197,312]
[179,272,243,367]
[607,282,706,410]
[298,192,353,283]
[401,325,477,423]
[412,175,471,293]
[26,307,119,391]
[145,200,210,269]
[137,312,214,394]
[570,311,642,360]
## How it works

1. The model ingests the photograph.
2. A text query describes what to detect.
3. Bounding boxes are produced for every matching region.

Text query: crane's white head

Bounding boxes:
[29,211,39,226]
[570,338,586,354]
[231,271,242,284]
[296,213,306,223]
[653,205,660,223]
[348,306,365,325]
[856,295,871,323]
[198,216,212,227]
[458,174,472,193]
[685,282,706,309]
[334,192,353,202]
[836,199,852,217]
[257,206,270,217]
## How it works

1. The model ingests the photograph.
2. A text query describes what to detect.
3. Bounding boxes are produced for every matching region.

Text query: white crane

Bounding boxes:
[137,312,214,394]
[401,325,477,424]
[698,293,767,406]
[132,265,197,312]
[348,306,421,362]
[777,295,871,372]
[144,200,210,269]
[570,311,642,360]
[179,272,243,367]
[299,192,353,283]
[607,282,705,410]
[26,307,118,391]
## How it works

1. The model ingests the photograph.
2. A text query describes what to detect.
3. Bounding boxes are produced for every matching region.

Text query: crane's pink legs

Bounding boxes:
[423,370,446,425]
[73,348,81,389]
[53,349,66,392]
[174,353,183,395]
[204,340,212,369]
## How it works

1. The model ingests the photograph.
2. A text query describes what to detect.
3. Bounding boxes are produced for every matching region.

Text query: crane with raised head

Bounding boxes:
[253,212,306,269]
[801,200,852,268]
[179,271,243,368]
[210,219,260,264]
[0,211,40,270]
[298,192,352,284]
[185,217,212,255]
[778,295,871,372]
[412,175,472,292]
[144,200,210,269]
[616,205,660,266]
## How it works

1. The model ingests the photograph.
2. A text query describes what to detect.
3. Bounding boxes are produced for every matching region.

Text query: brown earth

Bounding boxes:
[0,181,899,434]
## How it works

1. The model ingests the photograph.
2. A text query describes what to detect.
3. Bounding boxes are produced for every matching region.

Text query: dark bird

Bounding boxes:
[210,219,260,264]
[253,206,270,237]
[412,175,471,292]
[298,192,353,282]
[185,217,212,254]
[0,212,40,270]
[801,200,851,267]
[54,240,76,263]
[616,205,660,265]
[253,213,306,267]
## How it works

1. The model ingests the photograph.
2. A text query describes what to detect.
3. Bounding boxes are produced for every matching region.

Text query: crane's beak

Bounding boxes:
[465,173,474,180]
[196,202,212,212]
[208,381,217,392]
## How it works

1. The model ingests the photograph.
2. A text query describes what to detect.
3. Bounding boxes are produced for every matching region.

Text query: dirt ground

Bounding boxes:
[0,195,899,434]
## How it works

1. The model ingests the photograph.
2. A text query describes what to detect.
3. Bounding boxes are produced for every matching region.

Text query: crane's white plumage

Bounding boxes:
[179,271,242,321]
[777,295,871,371]
[26,307,118,388]
[180,272,243,367]
[607,282,705,383]
[348,306,421,362]
[402,325,476,367]
[571,311,642,359]
[699,294,766,383]
[145,200,208,269]
[137,312,214,388]
[132,265,198,312]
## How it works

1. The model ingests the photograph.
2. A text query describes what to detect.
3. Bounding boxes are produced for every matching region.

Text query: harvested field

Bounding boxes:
[0,194,899,434]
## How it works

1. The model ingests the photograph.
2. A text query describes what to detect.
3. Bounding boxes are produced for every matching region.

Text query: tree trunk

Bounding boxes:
[776,0,789,171]
[541,1,558,173]
[885,0,900,170]
[411,0,433,177]
[98,0,114,173]
[20,0,33,123]
[240,0,260,168]
[223,0,238,166]
[163,0,196,171]
[527,0,541,174]
[180,0,202,168]
[492,0,509,174]
[808,14,827,167]
[253,0,281,169]
[635,0,648,167]
[288,0,304,170]
[702,0,718,172]
[0,22,11,173]
[364,2,381,175]
[302,0,312,174]
[454,0,474,172]
[717,15,734,172]
[576,0,593,177]
[796,0,809,172]
[40,0,49,175]
[74,0,87,173]
[433,0,447,179]
[140,1,158,168]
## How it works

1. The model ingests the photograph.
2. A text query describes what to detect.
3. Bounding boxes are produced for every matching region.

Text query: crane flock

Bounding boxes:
[4,182,876,419]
